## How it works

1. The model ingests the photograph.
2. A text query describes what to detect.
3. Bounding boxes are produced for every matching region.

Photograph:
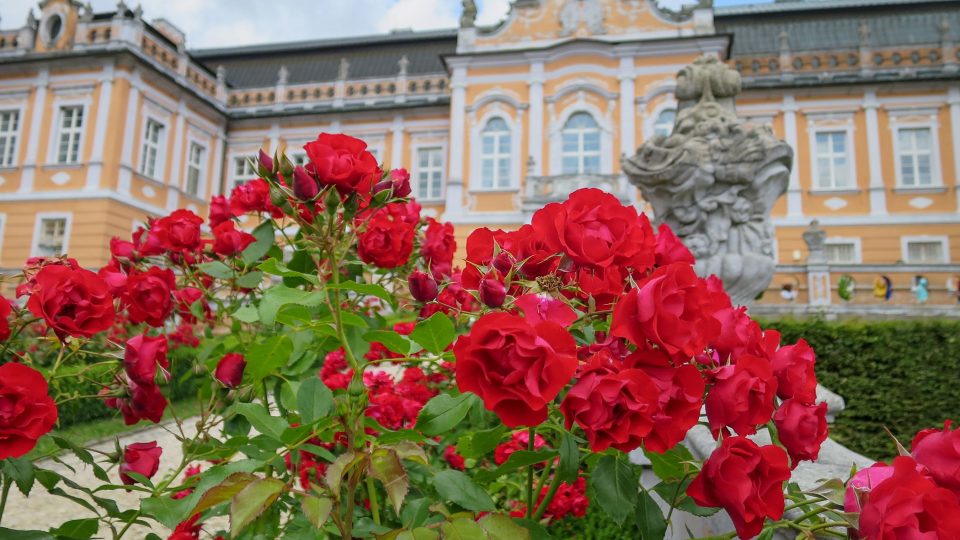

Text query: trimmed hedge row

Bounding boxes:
[764,318,960,460]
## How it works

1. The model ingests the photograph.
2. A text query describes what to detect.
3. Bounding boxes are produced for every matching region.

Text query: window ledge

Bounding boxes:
[808,188,861,195]
[892,186,947,194]
[468,187,520,194]
[0,165,18,172]
[417,198,445,204]
[134,172,166,187]
[41,163,83,170]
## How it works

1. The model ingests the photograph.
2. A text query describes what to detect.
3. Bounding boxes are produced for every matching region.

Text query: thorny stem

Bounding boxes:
[532,466,564,521]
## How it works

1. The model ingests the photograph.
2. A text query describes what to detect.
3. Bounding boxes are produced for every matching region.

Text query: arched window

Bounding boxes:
[560,112,601,174]
[480,117,511,189]
[653,108,676,137]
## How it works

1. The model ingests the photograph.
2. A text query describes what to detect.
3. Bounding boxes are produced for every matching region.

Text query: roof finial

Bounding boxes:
[26,8,37,27]
[216,65,226,84]
[778,29,790,52]
[338,57,350,80]
[937,19,950,41]
[398,55,409,76]
[277,65,289,85]
[460,0,477,28]
[858,21,870,46]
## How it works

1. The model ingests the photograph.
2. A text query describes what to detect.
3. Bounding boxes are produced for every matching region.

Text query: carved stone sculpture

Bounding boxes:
[623,55,793,304]
[460,0,477,28]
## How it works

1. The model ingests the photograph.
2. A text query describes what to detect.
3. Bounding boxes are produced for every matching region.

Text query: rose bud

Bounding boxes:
[388,168,411,198]
[257,149,274,175]
[408,270,439,302]
[215,353,247,388]
[293,165,319,201]
[492,251,515,275]
[479,276,507,308]
[119,441,162,485]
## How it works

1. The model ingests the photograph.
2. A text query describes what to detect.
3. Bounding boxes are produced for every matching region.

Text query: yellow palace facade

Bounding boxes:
[0,0,958,306]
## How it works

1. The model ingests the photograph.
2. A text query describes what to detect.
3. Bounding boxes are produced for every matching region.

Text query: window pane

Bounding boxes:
[583,156,600,173]
[561,135,579,153]
[832,133,845,153]
[562,157,579,174]
[914,128,931,148]
[816,133,829,154]
[498,134,510,154]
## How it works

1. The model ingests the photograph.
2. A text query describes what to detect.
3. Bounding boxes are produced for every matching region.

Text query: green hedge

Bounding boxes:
[764,318,960,460]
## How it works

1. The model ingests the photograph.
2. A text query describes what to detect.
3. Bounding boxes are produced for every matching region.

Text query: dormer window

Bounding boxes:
[43,14,64,45]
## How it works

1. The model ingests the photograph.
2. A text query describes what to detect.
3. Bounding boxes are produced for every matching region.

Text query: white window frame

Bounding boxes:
[901,235,949,264]
[891,112,941,189]
[139,117,166,179]
[824,237,862,265]
[549,104,613,176]
[810,127,856,191]
[652,108,677,138]
[470,110,521,192]
[0,212,6,261]
[52,104,87,165]
[0,109,22,167]
[411,142,446,202]
[559,111,602,175]
[229,154,258,189]
[31,212,73,257]
[183,139,207,199]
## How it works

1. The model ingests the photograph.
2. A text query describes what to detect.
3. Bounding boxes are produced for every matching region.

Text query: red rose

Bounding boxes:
[911,421,960,497]
[104,377,168,425]
[292,165,320,201]
[408,270,439,302]
[0,363,58,459]
[17,256,81,297]
[461,227,510,288]
[357,203,416,269]
[98,259,128,297]
[478,275,506,308]
[773,399,828,466]
[443,445,466,471]
[845,462,895,513]
[560,350,659,452]
[421,218,455,278]
[110,237,137,260]
[123,267,176,327]
[611,263,721,359]
[574,265,626,311]
[26,265,115,339]
[0,297,12,341]
[626,347,706,452]
[705,354,777,437]
[215,353,247,388]
[230,178,282,218]
[770,339,817,403]
[455,312,577,427]
[124,334,169,386]
[304,133,379,195]
[858,456,960,539]
[120,441,162,485]
[504,224,562,279]
[495,431,548,465]
[174,287,206,322]
[514,294,578,327]
[687,437,791,539]
[208,195,232,228]
[654,223,695,266]
[150,209,204,256]
[212,221,256,257]
[374,167,412,198]
[168,514,201,540]
[711,306,765,364]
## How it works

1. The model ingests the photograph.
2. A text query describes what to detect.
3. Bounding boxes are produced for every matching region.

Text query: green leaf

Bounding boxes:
[397,528,439,540]
[400,498,432,529]
[415,393,477,437]
[635,489,667,540]
[478,514,531,540]
[644,444,694,482]
[297,376,333,425]
[475,449,558,483]
[590,455,638,527]
[189,472,258,517]
[557,432,579,483]
[302,496,333,528]
[439,517,487,540]
[432,470,496,512]
[245,335,294,383]
[259,285,325,326]
[653,479,720,517]
[3,456,35,496]
[409,312,455,355]
[325,451,361,497]
[368,448,409,514]
[234,402,289,442]
[230,477,285,536]
[456,425,507,460]
[327,281,395,309]
[198,260,234,279]
[233,304,260,323]
[241,221,275,264]
[259,256,320,285]
[0,529,53,540]
[513,518,554,540]
[363,330,414,356]
[49,518,98,540]
[235,270,264,289]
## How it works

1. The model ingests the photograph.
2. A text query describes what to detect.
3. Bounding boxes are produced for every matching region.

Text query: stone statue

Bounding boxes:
[623,55,792,304]
[277,65,289,86]
[398,55,409,76]
[802,220,826,264]
[460,0,477,28]
[337,58,350,80]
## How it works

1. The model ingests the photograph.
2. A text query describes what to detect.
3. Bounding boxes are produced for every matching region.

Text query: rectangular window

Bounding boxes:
[826,242,857,264]
[56,106,84,164]
[906,240,945,264]
[140,119,165,178]
[233,156,258,188]
[185,142,206,197]
[813,130,852,189]
[897,127,934,187]
[0,110,19,167]
[36,218,67,257]
[415,147,444,200]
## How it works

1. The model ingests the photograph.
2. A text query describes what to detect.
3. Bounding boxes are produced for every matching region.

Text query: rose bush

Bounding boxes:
[0,131,952,540]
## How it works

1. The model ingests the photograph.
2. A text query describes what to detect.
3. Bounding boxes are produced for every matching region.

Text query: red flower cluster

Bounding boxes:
[510,476,589,521]
[0,363,58,459]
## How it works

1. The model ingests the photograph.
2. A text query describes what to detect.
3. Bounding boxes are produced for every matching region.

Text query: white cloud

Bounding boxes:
[376,0,458,33]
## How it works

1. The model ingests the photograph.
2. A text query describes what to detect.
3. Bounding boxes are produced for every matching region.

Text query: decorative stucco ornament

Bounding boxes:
[559,0,606,37]
[623,55,793,304]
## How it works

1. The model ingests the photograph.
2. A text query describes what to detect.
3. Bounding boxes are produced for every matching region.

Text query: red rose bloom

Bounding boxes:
[444,445,466,471]
[654,222,695,266]
[208,195,232,228]
[98,258,128,297]
[455,312,577,427]
[110,237,137,260]
[911,421,960,497]
[773,399,828,466]
[150,209,204,256]
[770,339,817,403]
[626,347,706,452]
[212,221,256,257]
[123,334,169,386]
[687,437,792,539]
[408,270,439,302]
[26,265,115,339]
[461,227,510,288]
[421,218,456,278]
[478,275,507,308]
[514,294,578,328]
[561,351,659,452]
[858,456,960,539]
[104,377,168,425]
[304,133,379,195]
[292,164,320,201]
[532,188,655,272]
[215,353,247,388]
[357,203,416,269]
[0,297,12,341]
[611,263,721,359]
[120,441,162,485]
[167,514,201,540]
[705,354,778,437]
[0,363,58,459]
[711,306,765,364]
[123,267,176,327]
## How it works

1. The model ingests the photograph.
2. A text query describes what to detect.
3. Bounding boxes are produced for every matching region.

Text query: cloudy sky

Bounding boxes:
[2,0,765,49]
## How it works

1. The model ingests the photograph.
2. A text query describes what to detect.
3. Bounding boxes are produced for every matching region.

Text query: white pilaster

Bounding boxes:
[442,65,467,221]
[85,62,115,190]
[618,56,636,160]
[391,115,404,169]
[949,87,960,214]
[118,71,141,196]
[211,129,225,196]
[528,61,545,177]
[863,90,887,216]
[20,68,49,193]
[167,99,187,210]
[269,121,280,153]
[782,94,803,218]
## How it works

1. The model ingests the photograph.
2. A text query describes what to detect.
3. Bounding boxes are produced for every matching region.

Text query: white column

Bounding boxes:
[782,94,803,218]
[20,68,49,193]
[618,56,636,160]
[442,65,467,221]
[391,115,404,169]
[118,71,141,196]
[211,129,226,196]
[86,62,115,190]
[268,121,280,153]
[166,99,187,210]
[949,87,960,214]
[863,90,887,216]
[528,61,545,177]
